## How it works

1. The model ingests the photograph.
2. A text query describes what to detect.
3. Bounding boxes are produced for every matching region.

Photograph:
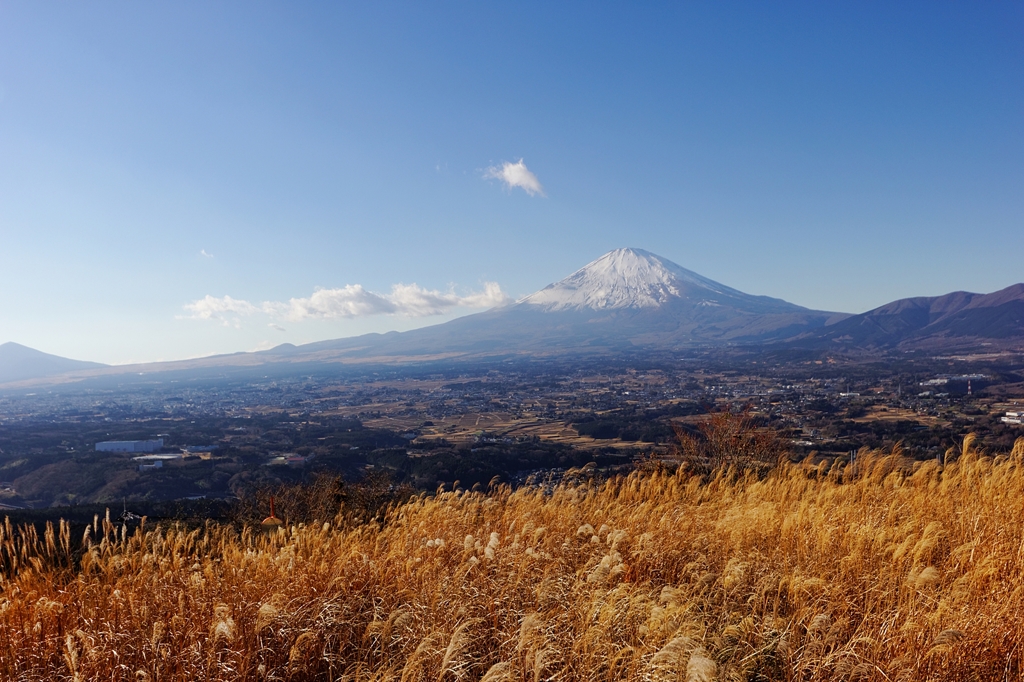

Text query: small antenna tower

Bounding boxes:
[261,496,283,531]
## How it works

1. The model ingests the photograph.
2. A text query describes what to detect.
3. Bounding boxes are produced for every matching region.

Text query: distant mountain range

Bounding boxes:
[2,249,1022,386]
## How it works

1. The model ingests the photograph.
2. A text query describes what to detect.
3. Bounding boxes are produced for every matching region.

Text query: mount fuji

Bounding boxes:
[519,248,813,315]
[275,248,844,359]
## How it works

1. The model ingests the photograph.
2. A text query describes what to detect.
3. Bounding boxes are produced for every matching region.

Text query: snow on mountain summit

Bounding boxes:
[519,248,744,311]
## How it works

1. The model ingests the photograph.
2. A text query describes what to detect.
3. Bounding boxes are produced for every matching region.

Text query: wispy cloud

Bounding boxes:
[269,323,286,332]
[484,159,545,196]
[200,249,214,258]
[182,282,510,325]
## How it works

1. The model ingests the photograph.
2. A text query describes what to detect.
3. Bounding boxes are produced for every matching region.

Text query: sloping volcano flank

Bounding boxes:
[0,342,107,384]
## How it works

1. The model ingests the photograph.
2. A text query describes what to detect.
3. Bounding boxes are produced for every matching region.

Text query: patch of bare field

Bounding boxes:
[852,406,944,426]
[407,412,638,451]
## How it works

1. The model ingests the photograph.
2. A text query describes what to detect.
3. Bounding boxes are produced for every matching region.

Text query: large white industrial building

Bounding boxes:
[94,439,164,453]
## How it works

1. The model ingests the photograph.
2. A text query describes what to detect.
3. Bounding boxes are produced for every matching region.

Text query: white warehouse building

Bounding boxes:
[95,439,164,453]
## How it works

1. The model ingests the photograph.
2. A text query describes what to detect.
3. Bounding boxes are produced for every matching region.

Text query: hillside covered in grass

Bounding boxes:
[2,436,1023,681]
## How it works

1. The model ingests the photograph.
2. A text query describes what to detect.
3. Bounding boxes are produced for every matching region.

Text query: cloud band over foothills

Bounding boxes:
[183,281,510,326]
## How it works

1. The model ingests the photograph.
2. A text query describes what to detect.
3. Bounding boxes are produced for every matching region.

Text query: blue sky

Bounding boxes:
[1,2,1021,364]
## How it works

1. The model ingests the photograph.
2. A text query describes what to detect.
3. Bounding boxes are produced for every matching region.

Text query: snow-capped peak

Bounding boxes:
[519,248,740,311]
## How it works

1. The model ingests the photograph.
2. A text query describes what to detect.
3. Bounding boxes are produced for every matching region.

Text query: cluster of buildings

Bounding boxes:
[133,454,182,471]
[266,453,314,468]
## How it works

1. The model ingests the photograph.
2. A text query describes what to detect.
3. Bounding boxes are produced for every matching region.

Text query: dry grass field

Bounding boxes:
[2,435,1024,681]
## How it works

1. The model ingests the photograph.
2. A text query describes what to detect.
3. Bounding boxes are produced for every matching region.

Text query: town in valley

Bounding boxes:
[2,347,1022,512]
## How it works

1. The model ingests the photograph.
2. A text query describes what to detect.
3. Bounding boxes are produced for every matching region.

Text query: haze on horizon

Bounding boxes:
[1,2,1021,365]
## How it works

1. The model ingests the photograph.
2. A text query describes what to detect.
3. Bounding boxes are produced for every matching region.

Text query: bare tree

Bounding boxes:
[672,406,787,476]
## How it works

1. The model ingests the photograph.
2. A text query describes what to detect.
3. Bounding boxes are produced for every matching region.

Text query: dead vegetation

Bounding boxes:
[1,435,1023,680]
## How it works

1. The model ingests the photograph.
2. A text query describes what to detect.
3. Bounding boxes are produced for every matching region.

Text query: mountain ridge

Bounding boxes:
[792,283,1024,351]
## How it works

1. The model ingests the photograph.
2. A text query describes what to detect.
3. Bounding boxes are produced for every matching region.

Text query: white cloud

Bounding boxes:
[276,282,510,321]
[200,249,214,258]
[386,282,509,317]
[484,159,545,196]
[271,284,395,320]
[181,295,259,326]
[460,282,510,308]
[183,282,510,325]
